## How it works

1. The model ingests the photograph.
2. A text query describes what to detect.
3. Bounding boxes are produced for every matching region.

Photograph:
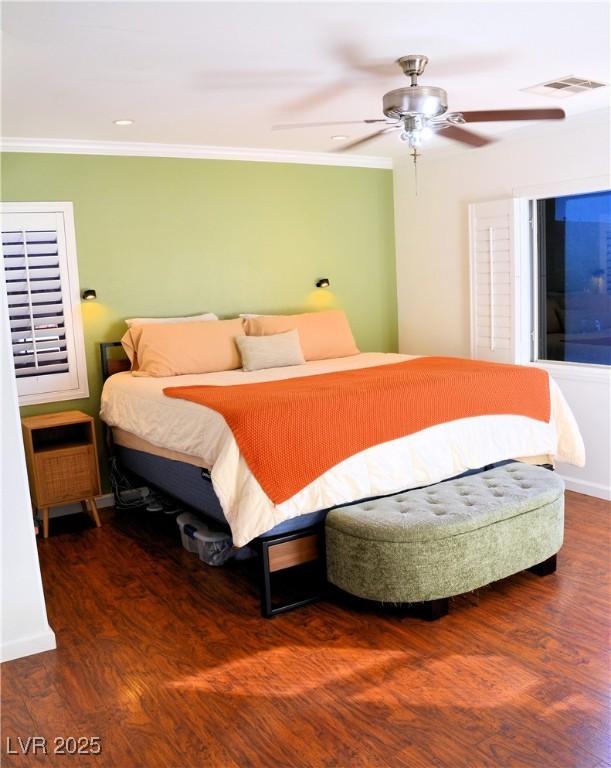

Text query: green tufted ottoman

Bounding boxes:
[325,462,564,620]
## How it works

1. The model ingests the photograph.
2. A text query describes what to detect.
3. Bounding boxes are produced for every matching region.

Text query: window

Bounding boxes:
[469,185,611,370]
[535,190,611,366]
[1,202,88,404]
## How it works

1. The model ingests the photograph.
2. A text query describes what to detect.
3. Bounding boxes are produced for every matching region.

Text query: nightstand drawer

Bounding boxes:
[34,445,99,505]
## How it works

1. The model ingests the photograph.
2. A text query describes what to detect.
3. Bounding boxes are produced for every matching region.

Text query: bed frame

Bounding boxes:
[99,342,553,619]
[100,342,325,617]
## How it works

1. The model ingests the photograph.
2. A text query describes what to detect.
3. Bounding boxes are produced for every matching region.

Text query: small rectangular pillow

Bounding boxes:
[243,309,359,361]
[121,319,244,377]
[125,312,218,329]
[236,330,305,372]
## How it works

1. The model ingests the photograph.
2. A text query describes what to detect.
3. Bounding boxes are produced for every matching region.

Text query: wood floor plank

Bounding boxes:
[473,729,602,768]
[1,491,609,767]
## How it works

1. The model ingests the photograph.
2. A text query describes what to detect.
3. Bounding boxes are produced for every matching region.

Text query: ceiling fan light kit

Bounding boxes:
[274,53,566,159]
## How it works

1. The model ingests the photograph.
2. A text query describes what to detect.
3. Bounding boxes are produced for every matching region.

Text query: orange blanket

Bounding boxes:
[164,357,550,504]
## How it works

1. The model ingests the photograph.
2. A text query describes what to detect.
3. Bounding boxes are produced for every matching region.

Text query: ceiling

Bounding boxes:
[2,1,610,158]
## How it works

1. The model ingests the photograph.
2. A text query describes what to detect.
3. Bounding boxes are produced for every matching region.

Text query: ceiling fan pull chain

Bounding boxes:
[412,149,420,196]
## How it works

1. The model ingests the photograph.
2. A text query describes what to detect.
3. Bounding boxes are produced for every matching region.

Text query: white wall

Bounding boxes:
[1,274,56,662]
[545,364,611,500]
[394,108,611,499]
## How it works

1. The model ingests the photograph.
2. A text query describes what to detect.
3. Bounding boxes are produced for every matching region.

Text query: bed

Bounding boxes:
[100,348,584,542]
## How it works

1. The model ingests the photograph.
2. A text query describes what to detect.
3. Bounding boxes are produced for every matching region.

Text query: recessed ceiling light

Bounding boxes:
[331,135,348,140]
[113,119,134,126]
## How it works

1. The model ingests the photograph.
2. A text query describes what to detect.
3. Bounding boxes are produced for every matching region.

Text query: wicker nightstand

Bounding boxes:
[21,411,102,539]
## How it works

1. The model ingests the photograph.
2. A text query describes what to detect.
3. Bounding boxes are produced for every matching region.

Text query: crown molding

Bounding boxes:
[0,137,393,170]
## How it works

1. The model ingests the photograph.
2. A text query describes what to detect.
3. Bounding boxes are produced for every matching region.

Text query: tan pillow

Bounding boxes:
[121,327,140,368]
[121,319,244,377]
[125,312,217,328]
[236,330,305,372]
[121,314,218,367]
[244,309,359,361]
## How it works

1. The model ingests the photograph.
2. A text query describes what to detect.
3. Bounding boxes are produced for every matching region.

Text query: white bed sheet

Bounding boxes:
[100,352,585,545]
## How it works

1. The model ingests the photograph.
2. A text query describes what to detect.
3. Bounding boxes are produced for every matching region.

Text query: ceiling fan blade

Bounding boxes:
[196,69,314,89]
[334,42,398,78]
[329,44,513,81]
[336,127,399,152]
[282,78,356,114]
[425,51,513,78]
[460,108,566,123]
[436,124,495,148]
[272,119,388,131]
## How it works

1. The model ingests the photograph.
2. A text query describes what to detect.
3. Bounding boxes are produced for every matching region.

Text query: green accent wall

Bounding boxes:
[2,152,397,486]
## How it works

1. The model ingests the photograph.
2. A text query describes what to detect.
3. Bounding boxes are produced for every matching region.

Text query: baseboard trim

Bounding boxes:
[1,627,56,664]
[48,493,114,519]
[559,474,611,501]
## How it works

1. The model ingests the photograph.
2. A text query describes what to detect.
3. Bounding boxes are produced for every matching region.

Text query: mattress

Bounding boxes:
[113,427,208,469]
[115,444,329,537]
[100,352,585,546]
[113,426,553,475]
[115,444,518,540]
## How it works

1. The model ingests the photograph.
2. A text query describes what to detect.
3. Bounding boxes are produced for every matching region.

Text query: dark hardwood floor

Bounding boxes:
[2,491,610,768]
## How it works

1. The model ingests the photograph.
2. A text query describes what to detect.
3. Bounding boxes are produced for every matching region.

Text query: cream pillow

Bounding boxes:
[121,319,244,377]
[236,330,305,372]
[125,312,217,328]
[243,309,359,361]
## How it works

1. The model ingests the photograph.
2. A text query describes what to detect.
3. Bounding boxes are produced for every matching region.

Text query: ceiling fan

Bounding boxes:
[273,54,566,152]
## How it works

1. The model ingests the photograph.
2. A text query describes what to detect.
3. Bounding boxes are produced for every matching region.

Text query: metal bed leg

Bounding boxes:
[258,540,274,618]
[256,528,325,618]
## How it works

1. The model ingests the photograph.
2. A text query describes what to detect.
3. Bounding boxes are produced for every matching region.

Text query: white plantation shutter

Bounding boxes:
[1,204,88,404]
[469,198,529,364]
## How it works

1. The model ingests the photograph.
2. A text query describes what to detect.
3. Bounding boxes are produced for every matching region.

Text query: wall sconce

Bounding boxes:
[81,289,97,301]
[315,278,330,288]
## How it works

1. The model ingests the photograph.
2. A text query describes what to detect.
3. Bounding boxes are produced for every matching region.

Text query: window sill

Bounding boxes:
[18,384,90,407]
[532,360,611,384]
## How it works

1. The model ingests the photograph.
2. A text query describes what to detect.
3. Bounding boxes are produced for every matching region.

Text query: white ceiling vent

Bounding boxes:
[522,76,607,99]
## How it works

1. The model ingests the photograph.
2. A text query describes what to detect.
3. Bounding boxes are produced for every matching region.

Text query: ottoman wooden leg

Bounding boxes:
[420,597,449,621]
[529,554,557,576]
